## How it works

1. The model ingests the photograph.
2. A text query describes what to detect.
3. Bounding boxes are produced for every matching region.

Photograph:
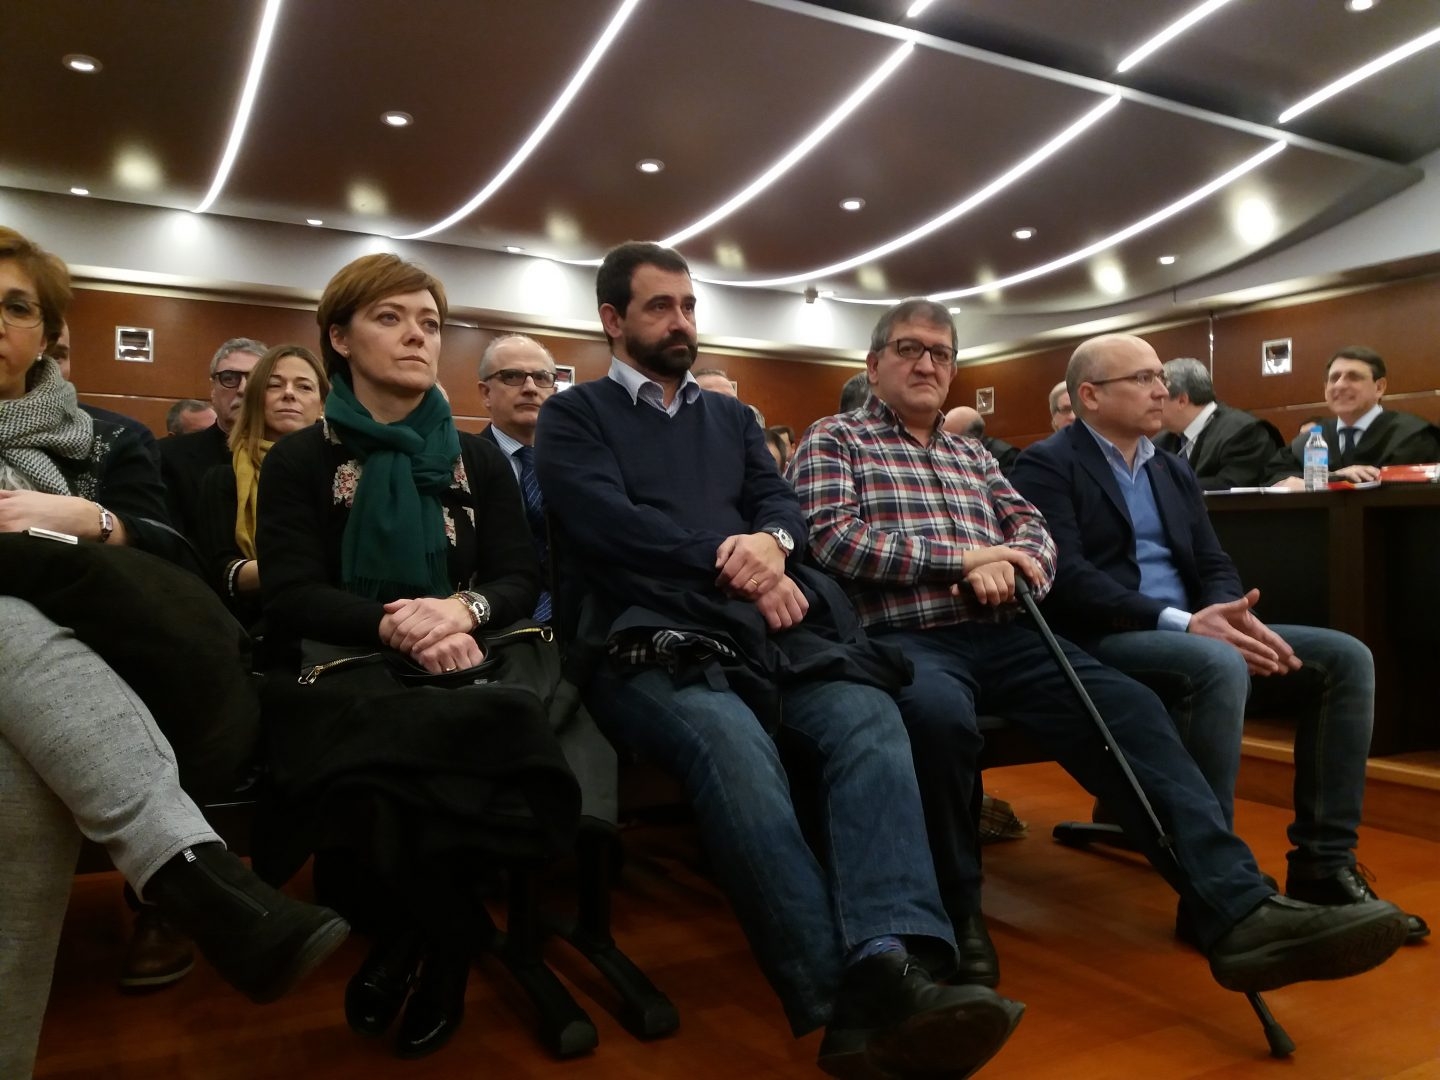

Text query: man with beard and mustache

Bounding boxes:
[534,242,1025,1080]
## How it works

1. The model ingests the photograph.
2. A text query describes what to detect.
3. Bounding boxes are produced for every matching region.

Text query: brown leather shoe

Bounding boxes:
[119,907,195,992]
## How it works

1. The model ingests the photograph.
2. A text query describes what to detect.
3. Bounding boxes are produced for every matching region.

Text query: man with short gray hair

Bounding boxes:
[165,399,217,437]
[1154,357,1281,490]
[1047,380,1073,431]
[159,337,267,545]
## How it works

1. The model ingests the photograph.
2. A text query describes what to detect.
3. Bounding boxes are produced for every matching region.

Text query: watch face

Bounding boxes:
[772,528,794,552]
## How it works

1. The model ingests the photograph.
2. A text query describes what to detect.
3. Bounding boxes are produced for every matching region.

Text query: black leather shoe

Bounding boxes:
[1208,895,1407,993]
[394,952,468,1060]
[953,914,1000,988]
[1287,866,1430,945]
[1176,873,1278,952]
[145,843,349,1004]
[345,932,422,1036]
[817,952,1023,1079]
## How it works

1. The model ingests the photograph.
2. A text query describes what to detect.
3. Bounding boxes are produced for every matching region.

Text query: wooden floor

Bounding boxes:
[35,762,1440,1079]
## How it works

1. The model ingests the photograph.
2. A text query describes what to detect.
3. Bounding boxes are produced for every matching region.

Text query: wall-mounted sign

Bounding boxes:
[976,386,995,415]
[1261,338,1292,376]
[115,326,154,363]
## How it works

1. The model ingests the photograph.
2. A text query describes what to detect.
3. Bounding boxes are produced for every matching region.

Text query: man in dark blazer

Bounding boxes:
[1268,346,1440,486]
[477,333,558,623]
[1154,358,1281,489]
[1011,333,1427,944]
[158,337,265,544]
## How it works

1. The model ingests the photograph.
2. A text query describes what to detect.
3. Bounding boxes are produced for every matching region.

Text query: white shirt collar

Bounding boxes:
[1342,403,1384,434]
[1181,401,1218,448]
[489,423,527,458]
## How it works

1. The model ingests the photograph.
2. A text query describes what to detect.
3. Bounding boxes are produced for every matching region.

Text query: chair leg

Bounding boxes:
[486,868,598,1059]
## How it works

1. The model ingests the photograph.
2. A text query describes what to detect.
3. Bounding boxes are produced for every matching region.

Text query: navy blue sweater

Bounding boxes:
[535,377,802,591]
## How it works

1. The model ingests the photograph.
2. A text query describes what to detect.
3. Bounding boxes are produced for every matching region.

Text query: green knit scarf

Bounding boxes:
[324,374,460,600]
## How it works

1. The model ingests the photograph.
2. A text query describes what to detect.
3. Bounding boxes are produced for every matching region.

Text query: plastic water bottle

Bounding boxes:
[1303,428,1329,491]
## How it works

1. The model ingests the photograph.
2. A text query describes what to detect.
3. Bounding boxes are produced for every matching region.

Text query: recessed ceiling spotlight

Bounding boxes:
[818,289,836,298]
[636,158,664,174]
[1158,254,1177,265]
[381,111,413,127]
[948,306,962,314]
[840,197,866,212]
[1012,227,1036,240]
[1346,0,1375,10]
[504,245,525,254]
[69,186,90,196]
[63,54,102,73]
[306,218,323,226]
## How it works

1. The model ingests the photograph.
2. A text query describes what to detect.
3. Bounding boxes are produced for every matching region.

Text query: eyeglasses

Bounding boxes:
[883,338,956,366]
[211,369,251,389]
[1,296,44,330]
[484,369,557,388]
[1088,369,1169,390]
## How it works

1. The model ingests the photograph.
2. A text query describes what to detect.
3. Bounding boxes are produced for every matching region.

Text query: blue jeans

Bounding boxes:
[587,667,954,1036]
[1091,625,1373,879]
[876,622,1272,948]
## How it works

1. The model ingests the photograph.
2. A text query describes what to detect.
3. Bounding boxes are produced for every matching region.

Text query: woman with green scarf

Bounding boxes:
[197,344,327,627]
[255,254,577,1060]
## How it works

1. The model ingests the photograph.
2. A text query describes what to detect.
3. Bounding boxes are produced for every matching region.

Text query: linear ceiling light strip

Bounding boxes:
[193,0,285,214]
[659,40,915,248]
[829,140,1286,306]
[698,95,1120,289]
[1115,0,1241,73]
[1278,25,1440,123]
[396,0,643,240]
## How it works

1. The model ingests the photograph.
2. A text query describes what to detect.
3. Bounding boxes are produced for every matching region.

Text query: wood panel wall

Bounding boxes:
[65,288,863,438]
[949,272,1440,449]
[68,270,1440,446]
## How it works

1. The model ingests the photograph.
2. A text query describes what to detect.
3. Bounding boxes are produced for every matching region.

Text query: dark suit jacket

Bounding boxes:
[981,435,1019,476]
[1266,408,1440,480]
[1154,403,1281,490]
[159,423,229,545]
[1010,421,1243,646]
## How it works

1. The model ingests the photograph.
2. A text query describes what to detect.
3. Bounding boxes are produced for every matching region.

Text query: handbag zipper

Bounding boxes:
[298,652,382,685]
[486,625,554,647]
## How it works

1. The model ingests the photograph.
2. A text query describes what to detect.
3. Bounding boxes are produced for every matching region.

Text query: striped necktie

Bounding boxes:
[512,445,551,623]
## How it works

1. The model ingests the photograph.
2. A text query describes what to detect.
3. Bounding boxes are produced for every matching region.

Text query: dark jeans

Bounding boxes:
[587,666,954,1036]
[876,621,1273,948]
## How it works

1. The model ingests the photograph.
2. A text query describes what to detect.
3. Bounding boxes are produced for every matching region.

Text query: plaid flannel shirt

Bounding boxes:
[790,397,1057,632]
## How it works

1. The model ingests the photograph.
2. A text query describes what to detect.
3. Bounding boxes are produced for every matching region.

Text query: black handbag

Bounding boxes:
[299,620,557,694]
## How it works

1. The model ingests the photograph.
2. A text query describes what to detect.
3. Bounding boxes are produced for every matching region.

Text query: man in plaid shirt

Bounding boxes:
[791,298,1407,999]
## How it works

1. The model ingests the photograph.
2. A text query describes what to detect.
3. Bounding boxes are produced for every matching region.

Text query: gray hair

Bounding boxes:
[209,337,268,376]
[1048,380,1068,416]
[479,333,554,379]
[165,398,212,435]
[868,298,957,355]
[839,371,871,412]
[1162,357,1214,405]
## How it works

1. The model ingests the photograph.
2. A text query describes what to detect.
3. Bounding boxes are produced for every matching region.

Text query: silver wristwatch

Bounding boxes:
[452,590,491,629]
[764,526,795,556]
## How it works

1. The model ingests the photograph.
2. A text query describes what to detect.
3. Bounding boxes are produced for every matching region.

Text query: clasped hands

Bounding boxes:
[380,596,484,674]
[1188,588,1301,676]
[715,532,807,631]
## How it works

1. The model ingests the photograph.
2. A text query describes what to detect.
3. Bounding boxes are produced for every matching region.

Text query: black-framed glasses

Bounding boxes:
[1,295,44,330]
[211,369,250,389]
[484,368,557,388]
[1088,369,1169,390]
[884,337,956,366]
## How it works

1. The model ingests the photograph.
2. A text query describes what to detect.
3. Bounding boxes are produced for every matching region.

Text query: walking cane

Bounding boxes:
[1012,576,1295,1058]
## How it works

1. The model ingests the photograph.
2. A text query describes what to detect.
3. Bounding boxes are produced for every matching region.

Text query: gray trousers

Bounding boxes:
[0,598,219,1078]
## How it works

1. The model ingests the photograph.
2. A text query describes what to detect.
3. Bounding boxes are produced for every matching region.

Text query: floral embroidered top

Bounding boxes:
[255,419,542,652]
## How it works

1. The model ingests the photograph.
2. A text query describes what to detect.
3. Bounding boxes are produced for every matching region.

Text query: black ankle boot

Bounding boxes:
[346,930,423,1036]
[395,950,469,1059]
[144,843,349,1003]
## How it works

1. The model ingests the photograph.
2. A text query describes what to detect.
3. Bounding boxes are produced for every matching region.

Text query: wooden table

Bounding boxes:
[1205,484,1440,755]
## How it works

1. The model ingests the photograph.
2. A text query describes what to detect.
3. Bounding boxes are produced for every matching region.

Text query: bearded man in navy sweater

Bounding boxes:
[534,242,1024,1079]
